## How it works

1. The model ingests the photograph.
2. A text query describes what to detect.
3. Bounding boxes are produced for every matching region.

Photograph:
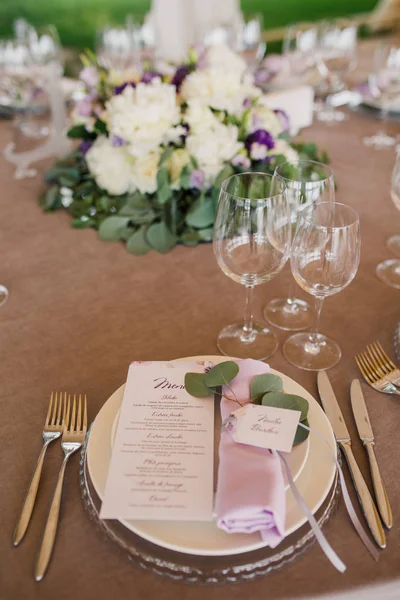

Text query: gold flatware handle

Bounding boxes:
[364,441,393,529]
[13,442,50,546]
[340,441,386,549]
[34,457,69,581]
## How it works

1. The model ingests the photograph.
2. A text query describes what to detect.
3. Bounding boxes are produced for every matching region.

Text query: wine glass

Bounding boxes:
[0,39,34,110]
[363,43,400,150]
[96,25,138,71]
[213,172,291,360]
[264,160,335,331]
[283,202,360,371]
[314,20,357,123]
[283,25,318,81]
[376,154,400,287]
[235,13,266,71]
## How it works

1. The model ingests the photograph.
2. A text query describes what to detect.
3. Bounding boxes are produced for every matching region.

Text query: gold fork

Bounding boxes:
[34,394,87,582]
[13,392,66,546]
[355,341,400,396]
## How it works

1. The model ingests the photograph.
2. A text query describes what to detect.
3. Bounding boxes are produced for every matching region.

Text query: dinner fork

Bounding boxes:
[13,392,66,546]
[355,343,400,396]
[34,394,87,582]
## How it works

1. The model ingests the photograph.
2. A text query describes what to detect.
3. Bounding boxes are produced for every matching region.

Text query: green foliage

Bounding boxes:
[185,364,310,447]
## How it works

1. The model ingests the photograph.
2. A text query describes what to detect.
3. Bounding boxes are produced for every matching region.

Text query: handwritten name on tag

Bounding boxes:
[227,404,301,453]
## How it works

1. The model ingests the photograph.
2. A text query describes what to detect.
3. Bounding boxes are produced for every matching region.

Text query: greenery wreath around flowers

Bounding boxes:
[40,45,329,256]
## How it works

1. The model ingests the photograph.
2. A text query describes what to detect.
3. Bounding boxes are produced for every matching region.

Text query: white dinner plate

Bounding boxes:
[87,356,336,556]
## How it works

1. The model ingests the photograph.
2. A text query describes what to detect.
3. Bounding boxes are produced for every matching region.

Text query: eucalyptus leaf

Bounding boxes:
[126,226,152,255]
[185,198,214,229]
[251,374,283,400]
[261,392,309,421]
[146,222,177,253]
[157,183,172,205]
[214,164,234,189]
[44,185,61,210]
[204,361,239,388]
[70,217,95,229]
[181,230,200,246]
[94,119,107,135]
[67,125,95,140]
[45,167,80,184]
[185,372,212,397]
[157,166,169,189]
[180,164,191,189]
[293,419,310,446]
[159,147,174,165]
[98,216,131,241]
[197,227,214,242]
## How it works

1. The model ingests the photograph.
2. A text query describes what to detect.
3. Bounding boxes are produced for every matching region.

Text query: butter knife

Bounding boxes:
[317,371,386,549]
[350,379,393,529]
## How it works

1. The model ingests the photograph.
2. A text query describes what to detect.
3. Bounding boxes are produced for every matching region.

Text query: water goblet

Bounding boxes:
[264,160,335,331]
[213,172,291,360]
[284,24,318,81]
[283,202,360,371]
[315,20,357,123]
[363,43,400,149]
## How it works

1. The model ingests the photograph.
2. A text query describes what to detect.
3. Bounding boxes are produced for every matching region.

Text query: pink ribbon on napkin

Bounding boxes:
[215,359,286,547]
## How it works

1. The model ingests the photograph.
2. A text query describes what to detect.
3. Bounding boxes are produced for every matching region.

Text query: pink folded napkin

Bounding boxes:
[215,359,286,547]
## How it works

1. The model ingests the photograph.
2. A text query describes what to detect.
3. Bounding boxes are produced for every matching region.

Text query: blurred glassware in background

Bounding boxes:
[127,14,155,66]
[376,153,400,288]
[314,20,358,123]
[283,25,318,81]
[363,43,400,150]
[264,160,335,332]
[97,24,139,72]
[0,285,9,307]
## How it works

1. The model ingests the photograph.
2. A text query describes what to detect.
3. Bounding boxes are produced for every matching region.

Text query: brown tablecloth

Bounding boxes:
[1,58,400,599]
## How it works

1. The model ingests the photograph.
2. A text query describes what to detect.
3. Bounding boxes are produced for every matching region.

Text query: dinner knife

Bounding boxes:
[350,379,393,529]
[317,371,386,549]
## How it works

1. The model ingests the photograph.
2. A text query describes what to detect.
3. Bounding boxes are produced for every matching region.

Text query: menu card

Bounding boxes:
[100,361,215,521]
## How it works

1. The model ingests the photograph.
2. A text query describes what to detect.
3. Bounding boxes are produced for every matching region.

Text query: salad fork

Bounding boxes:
[35,394,87,582]
[13,392,66,546]
[355,346,400,396]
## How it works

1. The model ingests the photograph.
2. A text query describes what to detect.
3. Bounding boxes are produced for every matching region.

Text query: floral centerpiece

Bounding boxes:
[42,44,328,255]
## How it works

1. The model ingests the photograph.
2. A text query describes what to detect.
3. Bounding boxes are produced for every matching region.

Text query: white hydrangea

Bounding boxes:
[105,79,180,157]
[269,139,299,163]
[132,150,160,194]
[86,136,135,196]
[204,43,247,76]
[186,123,243,184]
[181,68,260,114]
[246,103,283,137]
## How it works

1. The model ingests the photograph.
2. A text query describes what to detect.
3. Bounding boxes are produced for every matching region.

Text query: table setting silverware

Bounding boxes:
[35,393,87,581]
[355,341,400,395]
[350,379,392,529]
[317,371,386,549]
[13,392,67,546]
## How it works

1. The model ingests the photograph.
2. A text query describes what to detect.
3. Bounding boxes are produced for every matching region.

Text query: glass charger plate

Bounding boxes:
[80,430,340,585]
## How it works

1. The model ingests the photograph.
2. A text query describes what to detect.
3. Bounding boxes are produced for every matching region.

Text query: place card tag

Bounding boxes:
[227,404,301,453]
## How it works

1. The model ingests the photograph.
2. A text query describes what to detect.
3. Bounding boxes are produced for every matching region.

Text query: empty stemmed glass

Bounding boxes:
[284,25,318,82]
[376,154,400,288]
[363,43,400,150]
[96,25,138,71]
[264,160,335,331]
[283,202,360,371]
[213,172,291,360]
[315,20,357,123]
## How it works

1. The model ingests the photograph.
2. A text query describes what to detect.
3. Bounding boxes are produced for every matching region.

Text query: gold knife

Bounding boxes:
[317,371,386,549]
[350,379,393,529]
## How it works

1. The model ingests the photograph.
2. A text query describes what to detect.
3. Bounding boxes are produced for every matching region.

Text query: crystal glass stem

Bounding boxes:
[307,297,324,351]
[242,285,255,341]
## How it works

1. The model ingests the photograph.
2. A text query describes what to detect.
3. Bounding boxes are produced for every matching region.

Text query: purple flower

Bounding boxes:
[274,109,290,133]
[75,97,92,117]
[245,129,275,152]
[243,97,252,109]
[232,154,251,169]
[254,69,275,87]
[113,81,136,95]
[141,71,162,84]
[190,169,205,190]
[172,65,191,90]
[80,66,99,88]
[110,134,125,148]
[80,140,93,155]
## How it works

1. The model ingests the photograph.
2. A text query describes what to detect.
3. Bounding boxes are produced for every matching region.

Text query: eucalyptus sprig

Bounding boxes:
[185,362,310,446]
